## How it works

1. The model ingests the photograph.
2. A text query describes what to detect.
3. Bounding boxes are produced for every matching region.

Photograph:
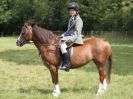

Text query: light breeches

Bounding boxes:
[60,42,67,54]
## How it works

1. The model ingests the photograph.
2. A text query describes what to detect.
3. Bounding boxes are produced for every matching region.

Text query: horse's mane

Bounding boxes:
[32,24,58,44]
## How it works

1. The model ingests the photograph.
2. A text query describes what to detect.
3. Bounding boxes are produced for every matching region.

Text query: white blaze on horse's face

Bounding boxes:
[17,31,23,41]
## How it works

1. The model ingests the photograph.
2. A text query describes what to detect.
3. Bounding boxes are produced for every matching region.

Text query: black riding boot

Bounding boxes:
[59,52,70,72]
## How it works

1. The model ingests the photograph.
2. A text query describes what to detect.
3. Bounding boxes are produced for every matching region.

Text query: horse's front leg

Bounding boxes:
[49,65,61,96]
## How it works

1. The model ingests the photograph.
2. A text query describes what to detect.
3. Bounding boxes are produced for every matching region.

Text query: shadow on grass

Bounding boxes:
[61,86,97,94]
[18,85,97,95]
[0,49,42,66]
[18,87,51,94]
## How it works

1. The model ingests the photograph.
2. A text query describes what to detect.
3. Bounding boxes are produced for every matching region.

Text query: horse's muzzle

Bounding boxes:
[16,40,24,47]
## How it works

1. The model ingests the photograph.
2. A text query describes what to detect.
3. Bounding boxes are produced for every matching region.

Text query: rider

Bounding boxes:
[59,2,84,71]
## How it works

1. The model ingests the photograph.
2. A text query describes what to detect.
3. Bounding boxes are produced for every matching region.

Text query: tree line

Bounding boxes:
[0,0,133,35]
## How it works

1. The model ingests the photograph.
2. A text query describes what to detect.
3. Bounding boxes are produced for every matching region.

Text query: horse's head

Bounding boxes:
[16,21,35,47]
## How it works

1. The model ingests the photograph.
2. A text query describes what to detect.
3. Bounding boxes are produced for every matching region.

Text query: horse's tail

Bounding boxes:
[106,52,112,84]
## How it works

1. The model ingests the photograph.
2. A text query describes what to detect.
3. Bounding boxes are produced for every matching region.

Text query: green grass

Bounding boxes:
[0,37,133,99]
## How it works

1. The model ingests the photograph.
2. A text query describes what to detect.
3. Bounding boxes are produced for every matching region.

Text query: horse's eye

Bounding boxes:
[25,25,28,28]
[22,32,25,34]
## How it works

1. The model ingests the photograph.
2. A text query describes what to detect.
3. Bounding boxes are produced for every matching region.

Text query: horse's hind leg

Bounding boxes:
[94,61,107,95]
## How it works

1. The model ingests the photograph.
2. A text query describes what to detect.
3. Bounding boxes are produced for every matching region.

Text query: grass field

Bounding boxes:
[0,37,133,99]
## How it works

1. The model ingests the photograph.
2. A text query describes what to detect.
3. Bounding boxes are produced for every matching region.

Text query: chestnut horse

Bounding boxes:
[16,21,112,96]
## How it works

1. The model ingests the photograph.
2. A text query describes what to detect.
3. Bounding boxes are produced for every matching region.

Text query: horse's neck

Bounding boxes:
[32,25,58,44]
[33,37,60,65]
[32,26,59,58]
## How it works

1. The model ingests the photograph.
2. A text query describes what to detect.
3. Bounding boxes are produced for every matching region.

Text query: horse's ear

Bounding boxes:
[25,20,35,27]
[29,21,36,27]
[31,22,35,27]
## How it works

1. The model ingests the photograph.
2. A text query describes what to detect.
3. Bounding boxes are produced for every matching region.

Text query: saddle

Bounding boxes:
[55,37,82,59]
[58,44,81,58]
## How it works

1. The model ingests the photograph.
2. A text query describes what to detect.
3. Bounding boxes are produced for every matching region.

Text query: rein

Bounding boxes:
[27,37,60,47]
[27,40,60,54]
[35,43,59,47]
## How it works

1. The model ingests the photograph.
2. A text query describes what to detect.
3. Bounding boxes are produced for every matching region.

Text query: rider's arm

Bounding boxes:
[74,17,83,39]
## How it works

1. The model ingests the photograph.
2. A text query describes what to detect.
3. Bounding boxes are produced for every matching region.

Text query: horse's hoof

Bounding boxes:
[52,91,60,97]
[96,89,105,95]
[96,92,102,96]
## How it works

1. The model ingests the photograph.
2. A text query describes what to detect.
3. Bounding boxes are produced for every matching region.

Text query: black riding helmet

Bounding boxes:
[67,2,79,11]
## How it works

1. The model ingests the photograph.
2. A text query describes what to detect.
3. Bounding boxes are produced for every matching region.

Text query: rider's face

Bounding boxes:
[69,9,77,16]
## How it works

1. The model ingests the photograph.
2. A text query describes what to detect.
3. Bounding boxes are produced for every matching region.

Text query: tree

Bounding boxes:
[0,0,133,35]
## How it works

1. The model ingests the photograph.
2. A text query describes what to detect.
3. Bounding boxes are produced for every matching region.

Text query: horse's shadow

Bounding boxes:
[0,49,42,66]
[61,86,98,94]
[18,87,51,94]
[18,85,98,95]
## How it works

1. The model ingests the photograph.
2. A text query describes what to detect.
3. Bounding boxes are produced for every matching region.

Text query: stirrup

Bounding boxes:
[58,63,62,69]
[59,66,69,72]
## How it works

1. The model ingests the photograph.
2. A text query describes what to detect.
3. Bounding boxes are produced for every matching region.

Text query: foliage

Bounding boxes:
[0,0,133,34]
